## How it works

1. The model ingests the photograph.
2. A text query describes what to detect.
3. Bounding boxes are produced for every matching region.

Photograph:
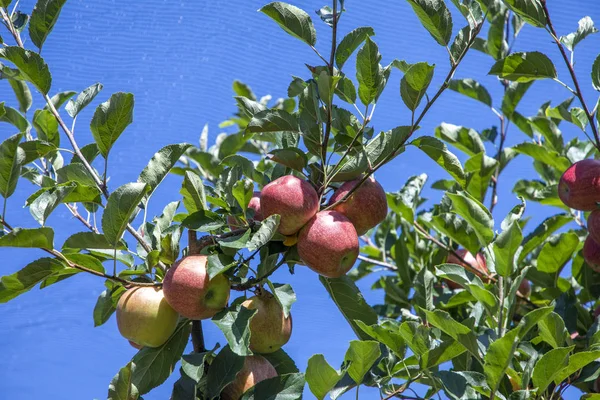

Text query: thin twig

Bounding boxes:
[358,255,397,271]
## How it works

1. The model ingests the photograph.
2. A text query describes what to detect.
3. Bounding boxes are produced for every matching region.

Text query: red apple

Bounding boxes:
[163,255,231,320]
[260,175,319,235]
[328,176,388,235]
[517,280,531,298]
[116,287,179,348]
[588,210,600,244]
[445,249,488,289]
[558,159,600,211]
[584,236,600,272]
[297,210,359,278]
[242,290,292,354]
[222,355,278,399]
[227,191,263,230]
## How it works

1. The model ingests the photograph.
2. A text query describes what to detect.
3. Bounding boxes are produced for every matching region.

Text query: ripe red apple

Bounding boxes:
[588,210,600,244]
[517,280,531,298]
[558,159,600,211]
[163,255,231,320]
[227,191,263,230]
[297,210,359,278]
[222,355,278,400]
[116,287,179,348]
[260,175,319,235]
[242,290,292,354]
[328,176,388,235]
[583,236,600,272]
[445,249,488,289]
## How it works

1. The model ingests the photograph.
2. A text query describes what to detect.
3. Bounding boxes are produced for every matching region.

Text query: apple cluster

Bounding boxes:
[559,160,600,271]
[113,174,387,397]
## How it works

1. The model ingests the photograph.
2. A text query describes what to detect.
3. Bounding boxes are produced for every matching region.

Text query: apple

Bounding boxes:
[242,290,292,354]
[297,210,359,278]
[227,191,263,230]
[584,236,600,272]
[593,305,600,319]
[558,159,600,211]
[517,280,531,298]
[260,175,319,235]
[222,355,278,400]
[163,255,231,320]
[328,176,388,235]
[588,210,600,244]
[445,249,488,289]
[116,287,179,348]
[128,340,143,350]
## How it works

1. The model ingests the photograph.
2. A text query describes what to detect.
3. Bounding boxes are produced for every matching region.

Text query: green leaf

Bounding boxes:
[212,304,257,356]
[538,312,568,349]
[356,319,405,358]
[260,2,316,46]
[247,214,280,252]
[180,171,207,214]
[29,185,76,225]
[64,232,125,251]
[0,133,24,199]
[108,361,139,400]
[44,90,77,110]
[29,0,68,50]
[218,229,251,250]
[19,140,55,164]
[536,231,578,274]
[263,349,299,375]
[181,210,223,232]
[180,352,209,383]
[560,16,598,51]
[56,163,97,187]
[65,82,103,117]
[336,27,375,69]
[593,54,600,91]
[484,328,521,392]
[8,79,32,113]
[344,340,381,384]
[450,26,473,63]
[431,212,484,256]
[334,76,357,104]
[512,142,571,171]
[246,109,299,134]
[465,152,498,202]
[271,283,296,319]
[387,173,427,222]
[0,227,53,249]
[411,136,466,186]
[503,0,546,27]
[437,370,487,400]
[131,320,191,395]
[0,257,65,303]
[502,81,533,116]
[138,143,191,203]
[268,148,307,172]
[406,0,453,46]
[447,192,494,246]
[532,346,573,392]
[553,350,600,384]
[306,354,342,400]
[90,92,135,158]
[206,345,244,399]
[448,78,492,106]
[435,123,485,156]
[0,105,29,132]
[102,182,150,246]
[93,284,121,327]
[356,37,383,106]
[488,52,557,82]
[422,309,481,359]
[0,46,52,94]
[233,80,256,100]
[364,126,411,166]
[33,109,59,145]
[493,221,522,277]
[400,62,435,111]
[319,276,378,341]
[240,372,305,400]
[232,179,253,213]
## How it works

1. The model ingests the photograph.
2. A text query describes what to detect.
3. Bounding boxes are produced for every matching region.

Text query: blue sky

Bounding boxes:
[1,0,599,399]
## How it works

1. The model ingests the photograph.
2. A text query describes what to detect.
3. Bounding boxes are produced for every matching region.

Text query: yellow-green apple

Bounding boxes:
[583,236,600,272]
[222,355,278,399]
[328,176,388,235]
[128,340,143,350]
[242,291,292,353]
[163,255,230,319]
[297,210,359,278]
[445,249,488,289]
[116,287,178,348]
[260,175,319,235]
[558,159,600,211]
[227,191,263,230]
